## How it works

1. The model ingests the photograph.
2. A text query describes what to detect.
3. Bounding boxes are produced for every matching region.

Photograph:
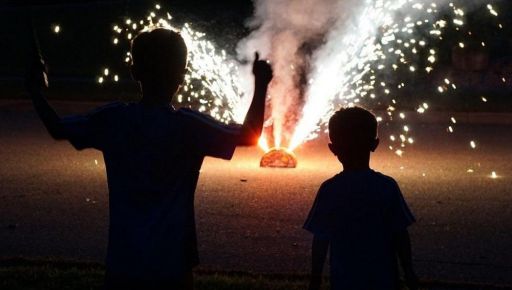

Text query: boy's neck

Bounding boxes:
[139,96,170,107]
[342,163,371,171]
[139,90,172,107]
[341,155,371,172]
[140,86,173,107]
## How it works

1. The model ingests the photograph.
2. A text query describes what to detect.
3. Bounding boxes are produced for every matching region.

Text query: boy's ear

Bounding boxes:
[328,143,338,156]
[370,138,380,152]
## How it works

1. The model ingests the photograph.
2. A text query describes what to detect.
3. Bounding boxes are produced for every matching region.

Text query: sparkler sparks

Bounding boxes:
[103,4,247,124]
[286,0,508,154]
[52,24,60,34]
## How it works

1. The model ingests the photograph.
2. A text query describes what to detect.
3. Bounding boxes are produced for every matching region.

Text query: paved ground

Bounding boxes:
[1,100,511,287]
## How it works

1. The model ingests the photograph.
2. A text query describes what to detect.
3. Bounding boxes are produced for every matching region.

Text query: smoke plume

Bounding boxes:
[237,0,350,147]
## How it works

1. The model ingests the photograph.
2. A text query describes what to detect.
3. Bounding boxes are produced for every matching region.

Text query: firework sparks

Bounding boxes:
[97,1,506,167]
[104,4,248,124]
[52,24,61,34]
[286,0,507,154]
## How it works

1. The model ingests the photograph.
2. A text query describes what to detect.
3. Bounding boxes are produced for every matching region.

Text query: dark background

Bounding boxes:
[1,0,253,77]
[0,0,254,100]
[1,0,512,110]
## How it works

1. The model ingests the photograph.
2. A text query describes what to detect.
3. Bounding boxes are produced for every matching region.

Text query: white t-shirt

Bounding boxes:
[304,169,415,290]
[61,102,239,280]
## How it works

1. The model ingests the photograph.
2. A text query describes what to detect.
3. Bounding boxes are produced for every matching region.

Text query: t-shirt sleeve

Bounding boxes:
[389,180,416,232]
[179,108,239,160]
[60,102,123,150]
[303,182,332,239]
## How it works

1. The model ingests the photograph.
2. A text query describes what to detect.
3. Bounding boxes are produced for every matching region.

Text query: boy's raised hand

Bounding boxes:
[26,56,48,96]
[252,52,273,87]
[236,52,272,146]
[25,30,49,96]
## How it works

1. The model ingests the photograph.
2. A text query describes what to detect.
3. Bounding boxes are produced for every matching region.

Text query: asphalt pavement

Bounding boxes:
[1,100,511,287]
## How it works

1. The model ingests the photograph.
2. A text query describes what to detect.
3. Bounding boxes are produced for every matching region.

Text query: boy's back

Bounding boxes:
[304,107,417,290]
[305,169,414,290]
[27,27,273,289]
[65,102,239,279]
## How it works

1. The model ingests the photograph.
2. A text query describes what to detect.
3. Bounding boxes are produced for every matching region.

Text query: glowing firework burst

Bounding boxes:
[260,148,298,168]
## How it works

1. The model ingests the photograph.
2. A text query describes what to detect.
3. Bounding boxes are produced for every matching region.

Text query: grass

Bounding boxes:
[0,259,319,290]
[0,264,104,290]
[1,259,511,290]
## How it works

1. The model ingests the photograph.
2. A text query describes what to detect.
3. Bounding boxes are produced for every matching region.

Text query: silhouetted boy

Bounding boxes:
[304,107,418,290]
[26,28,272,289]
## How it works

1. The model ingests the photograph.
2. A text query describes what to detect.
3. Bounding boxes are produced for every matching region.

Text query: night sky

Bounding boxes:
[1,0,253,78]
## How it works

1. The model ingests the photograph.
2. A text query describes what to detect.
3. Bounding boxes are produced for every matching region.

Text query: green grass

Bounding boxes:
[0,260,321,290]
[0,264,104,290]
[1,259,511,290]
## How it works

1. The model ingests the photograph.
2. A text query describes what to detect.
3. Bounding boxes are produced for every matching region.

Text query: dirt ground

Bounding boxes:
[0,100,511,286]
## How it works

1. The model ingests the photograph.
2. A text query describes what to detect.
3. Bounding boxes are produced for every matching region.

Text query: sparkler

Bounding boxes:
[98,1,506,169]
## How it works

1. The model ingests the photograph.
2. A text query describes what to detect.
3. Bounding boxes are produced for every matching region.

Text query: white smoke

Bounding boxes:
[238,0,479,149]
[290,0,387,149]
[237,0,348,147]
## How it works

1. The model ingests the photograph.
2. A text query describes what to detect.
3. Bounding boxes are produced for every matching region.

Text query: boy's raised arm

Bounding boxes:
[237,52,273,146]
[308,235,329,290]
[26,32,66,140]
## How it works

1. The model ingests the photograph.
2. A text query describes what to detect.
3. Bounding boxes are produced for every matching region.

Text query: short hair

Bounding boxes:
[328,107,378,146]
[131,28,188,81]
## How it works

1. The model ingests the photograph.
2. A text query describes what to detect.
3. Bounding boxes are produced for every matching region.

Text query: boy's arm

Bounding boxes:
[309,235,329,290]
[174,53,271,159]
[28,82,67,140]
[26,32,66,140]
[237,52,272,146]
[395,229,419,290]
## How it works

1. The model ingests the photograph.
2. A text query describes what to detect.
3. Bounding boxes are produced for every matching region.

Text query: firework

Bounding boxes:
[286,0,507,155]
[260,148,298,168]
[52,24,60,34]
[99,1,507,169]
[104,4,248,124]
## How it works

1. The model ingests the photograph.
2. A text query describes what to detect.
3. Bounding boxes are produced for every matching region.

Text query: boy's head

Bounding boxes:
[130,28,188,100]
[328,107,379,165]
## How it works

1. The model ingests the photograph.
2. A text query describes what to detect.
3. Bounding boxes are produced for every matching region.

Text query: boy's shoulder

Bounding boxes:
[177,107,227,122]
[369,170,399,187]
[176,107,211,121]
[176,107,241,130]
[89,101,127,117]
[320,170,399,193]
